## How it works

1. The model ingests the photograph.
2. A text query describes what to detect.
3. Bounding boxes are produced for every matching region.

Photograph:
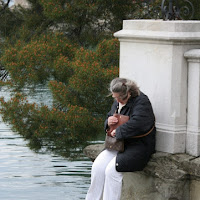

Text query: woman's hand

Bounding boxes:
[108,116,118,126]
[110,129,116,137]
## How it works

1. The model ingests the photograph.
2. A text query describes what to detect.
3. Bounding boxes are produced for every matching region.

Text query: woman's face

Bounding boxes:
[112,92,130,104]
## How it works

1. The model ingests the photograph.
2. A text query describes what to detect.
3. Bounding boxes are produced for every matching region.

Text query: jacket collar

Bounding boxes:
[125,91,142,108]
[114,91,142,110]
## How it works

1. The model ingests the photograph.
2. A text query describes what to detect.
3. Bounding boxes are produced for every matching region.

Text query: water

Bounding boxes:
[0,88,93,200]
[0,121,92,200]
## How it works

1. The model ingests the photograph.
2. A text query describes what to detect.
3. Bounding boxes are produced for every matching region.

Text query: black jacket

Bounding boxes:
[104,92,156,172]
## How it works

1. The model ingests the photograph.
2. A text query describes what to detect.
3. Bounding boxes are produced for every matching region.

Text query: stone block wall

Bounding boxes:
[84,144,200,200]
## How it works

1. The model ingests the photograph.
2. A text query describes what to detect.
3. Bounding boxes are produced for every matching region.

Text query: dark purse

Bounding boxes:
[105,114,129,152]
[105,135,125,152]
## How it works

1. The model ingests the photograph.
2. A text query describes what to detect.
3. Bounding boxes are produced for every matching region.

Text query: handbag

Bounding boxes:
[105,135,125,152]
[105,113,155,152]
[105,114,129,152]
[106,113,129,136]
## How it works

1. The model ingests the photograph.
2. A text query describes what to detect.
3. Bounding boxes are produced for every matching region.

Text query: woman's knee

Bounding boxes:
[91,151,109,175]
[105,157,123,181]
[91,159,105,176]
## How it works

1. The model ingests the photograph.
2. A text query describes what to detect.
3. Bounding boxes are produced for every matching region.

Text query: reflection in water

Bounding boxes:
[0,120,92,200]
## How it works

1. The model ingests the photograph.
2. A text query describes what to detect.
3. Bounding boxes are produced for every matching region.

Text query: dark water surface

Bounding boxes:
[0,119,92,200]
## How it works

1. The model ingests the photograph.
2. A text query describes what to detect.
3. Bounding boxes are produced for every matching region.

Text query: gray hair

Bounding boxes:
[109,77,140,99]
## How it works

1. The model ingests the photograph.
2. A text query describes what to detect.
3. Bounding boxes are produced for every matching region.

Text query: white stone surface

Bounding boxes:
[121,172,166,200]
[114,20,200,154]
[190,180,200,200]
[184,49,200,156]
[14,0,29,8]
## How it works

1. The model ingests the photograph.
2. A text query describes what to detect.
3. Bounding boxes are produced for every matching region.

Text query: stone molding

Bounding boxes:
[156,123,186,154]
[156,122,186,134]
[114,20,200,43]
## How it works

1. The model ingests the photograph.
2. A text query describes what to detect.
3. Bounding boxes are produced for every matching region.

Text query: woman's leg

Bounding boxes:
[103,157,123,200]
[85,150,118,200]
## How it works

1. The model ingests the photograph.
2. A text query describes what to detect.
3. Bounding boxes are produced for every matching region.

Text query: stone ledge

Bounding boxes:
[83,144,104,162]
[83,144,200,200]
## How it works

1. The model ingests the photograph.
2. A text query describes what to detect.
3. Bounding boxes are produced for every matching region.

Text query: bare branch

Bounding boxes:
[0,0,11,15]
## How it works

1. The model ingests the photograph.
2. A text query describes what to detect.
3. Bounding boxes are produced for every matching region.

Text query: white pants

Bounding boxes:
[85,149,123,200]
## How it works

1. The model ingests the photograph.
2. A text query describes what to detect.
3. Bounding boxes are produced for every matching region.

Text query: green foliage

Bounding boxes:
[0,38,119,154]
[96,39,120,68]
[0,0,52,43]
[37,0,136,46]
[50,39,119,116]
[0,0,200,45]
[49,39,119,116]
[190,0,200,20]
[0,4,23,38]
[1,33,76,88]
[0,93,103,152]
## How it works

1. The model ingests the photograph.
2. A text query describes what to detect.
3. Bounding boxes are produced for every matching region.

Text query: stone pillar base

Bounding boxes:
[185,49,200,156]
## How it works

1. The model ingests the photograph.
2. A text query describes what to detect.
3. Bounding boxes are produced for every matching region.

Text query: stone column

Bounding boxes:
[184,49,200,156]
[114,20,200,154]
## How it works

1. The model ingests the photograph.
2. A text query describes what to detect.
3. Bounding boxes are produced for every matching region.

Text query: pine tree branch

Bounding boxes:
[0,0,11,15]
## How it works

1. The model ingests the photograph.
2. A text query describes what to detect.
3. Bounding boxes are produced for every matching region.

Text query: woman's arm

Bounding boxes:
[104,101,118,132]
[116,95,155,140]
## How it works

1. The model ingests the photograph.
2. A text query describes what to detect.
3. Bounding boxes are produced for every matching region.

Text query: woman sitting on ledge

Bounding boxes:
[86,77,156,200]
